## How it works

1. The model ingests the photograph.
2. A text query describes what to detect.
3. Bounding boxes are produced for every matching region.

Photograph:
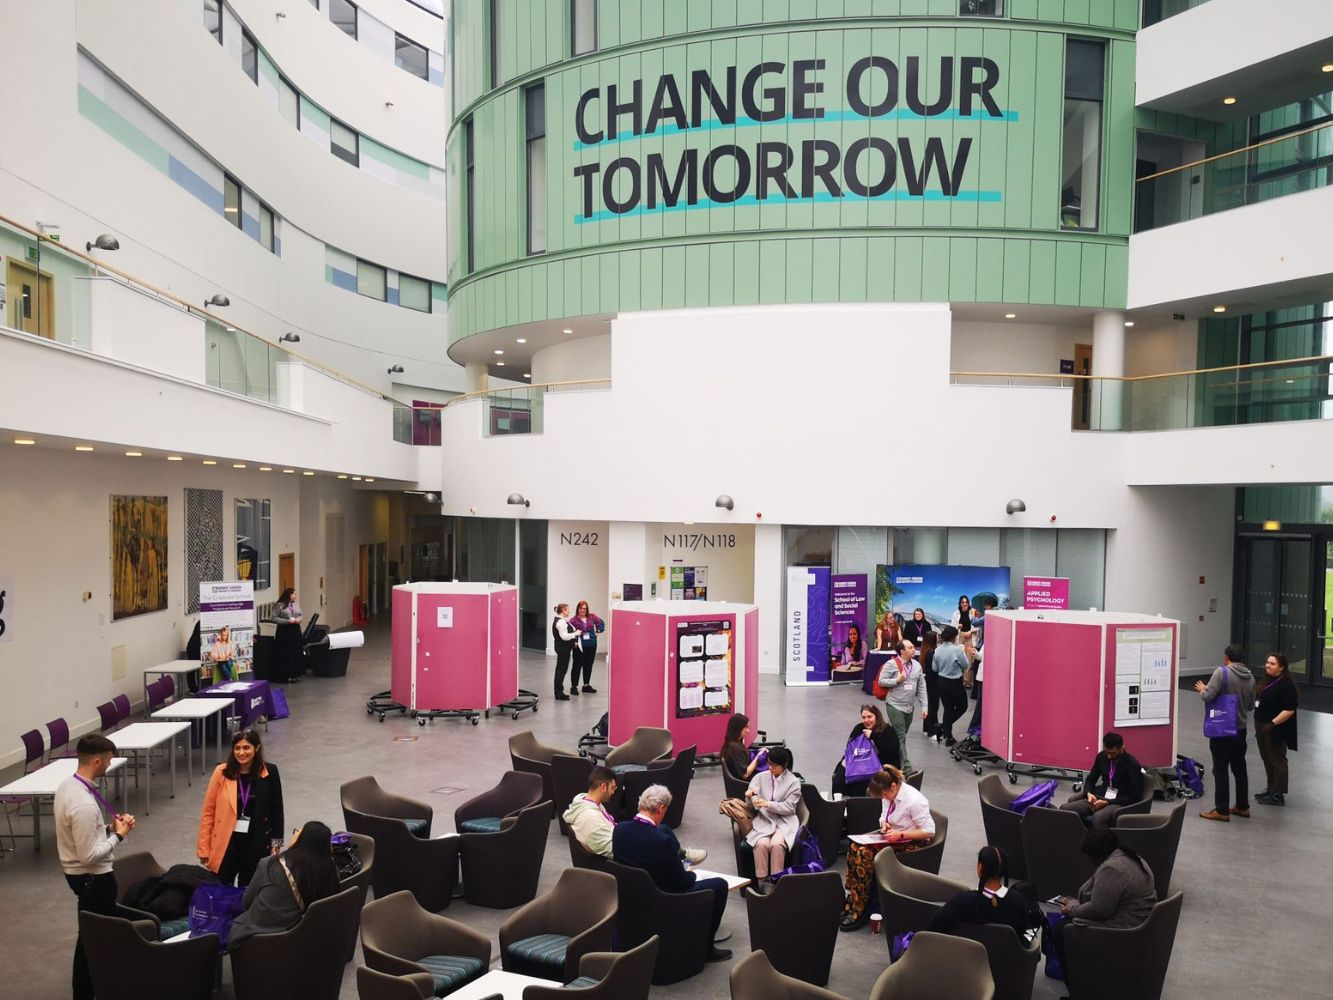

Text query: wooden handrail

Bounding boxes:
[952,353,1333,383]
[1135,119,1333,183]
[441,378,611,406]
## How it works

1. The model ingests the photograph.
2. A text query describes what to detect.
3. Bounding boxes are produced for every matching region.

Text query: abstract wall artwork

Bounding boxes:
[112,495,169,620]
[186,488,224,614]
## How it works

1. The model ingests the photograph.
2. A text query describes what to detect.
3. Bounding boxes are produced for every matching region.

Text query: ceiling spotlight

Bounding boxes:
[1222,96,1237,105]
[279,332,301,343]
[337,474,348,479]
[561,328,573,334]
[523,373,531,379]
[225,326,236,332]
[365,478,375,483]
[516,337,527,344]
[204,293,230,307]
[1004,313,1016,320]
[1124,321,1135,328]
[75,445,95,452]
[85,234,120,253]
[1262,519,1282,532]
[125,451,143,457]
[1323,64,1333,73]
[507,492,531,508]
[259,466,272,471]
[282,468,295,474]
[494,349,504,355]
[423,492,439,502]
[232,463,246,469]
[13,438,36,445]
[1005,499,1027,515]
[167,455,184,461]
[202,459,218,465]
[302,471,314,476]
[496,361,506,366]
[715,494,735,511]
[352,476,362,481]
[387,364,404,374]
[1212,305,1227,313]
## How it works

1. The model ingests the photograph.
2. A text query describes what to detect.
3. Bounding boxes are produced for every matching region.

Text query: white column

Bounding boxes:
[1091,310,1126,430]
[464,362,488,393]
[753,523,783,674]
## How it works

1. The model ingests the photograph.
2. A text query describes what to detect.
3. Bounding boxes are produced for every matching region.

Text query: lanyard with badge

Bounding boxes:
[1104,761,1119,800]
[75,775,113,828]
[235,777,254,834]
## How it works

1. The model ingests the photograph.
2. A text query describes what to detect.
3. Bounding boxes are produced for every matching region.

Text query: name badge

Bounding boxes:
[1104,788,1119,801]
[234,818,251,833]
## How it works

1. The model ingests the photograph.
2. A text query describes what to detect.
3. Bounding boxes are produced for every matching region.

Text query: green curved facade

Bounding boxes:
[447,1,1139,347]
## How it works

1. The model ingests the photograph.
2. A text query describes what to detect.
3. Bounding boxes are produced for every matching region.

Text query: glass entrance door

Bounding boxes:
[1237,535,1312,680]
[1317,540,1333,686]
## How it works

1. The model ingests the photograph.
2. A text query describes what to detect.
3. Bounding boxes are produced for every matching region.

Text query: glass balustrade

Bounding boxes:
[1141,0,1214,28]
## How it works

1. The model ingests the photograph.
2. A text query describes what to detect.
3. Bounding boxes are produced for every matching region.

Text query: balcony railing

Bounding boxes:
[441,379,612,436]
[1136,120,1333,232]
[1141,0,1215,28]
[952,354,1333,431]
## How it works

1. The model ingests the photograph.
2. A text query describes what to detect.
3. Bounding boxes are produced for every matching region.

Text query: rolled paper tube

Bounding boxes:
[326,631,365,650]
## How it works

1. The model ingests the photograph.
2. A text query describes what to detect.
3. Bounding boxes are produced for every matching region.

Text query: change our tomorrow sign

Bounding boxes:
[570,53,1016,222]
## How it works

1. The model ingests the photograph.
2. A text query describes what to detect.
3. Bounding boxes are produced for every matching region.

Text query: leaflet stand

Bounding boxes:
[390,583,520,727]
[981,610,1180,786]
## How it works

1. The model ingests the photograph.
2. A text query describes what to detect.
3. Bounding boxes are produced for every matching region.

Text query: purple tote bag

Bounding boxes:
[843,734,883,782]
[1202,666,1240,739]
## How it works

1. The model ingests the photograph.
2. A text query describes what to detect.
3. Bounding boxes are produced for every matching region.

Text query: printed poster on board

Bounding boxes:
[874,564,1012,639]
[785,566,830,686]
[676,618,733,718]
[199,581,256,683]
[1023,576,1070,610]
[829,574,869,683]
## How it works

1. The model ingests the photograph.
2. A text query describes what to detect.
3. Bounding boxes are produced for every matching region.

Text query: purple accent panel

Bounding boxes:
[391,587,414,705]
[744,608,759,737]
[490,589,519,705]
[830,574,868,683]
[609,610,667,745]
[1011,622,1103,771]
[805,567,831,683]
[200,601,251,612]
[1102,624,1178,768]
[668,613,736,753]
[414,593,489,710]
[981,614,1014,760]
[197,681,272,729]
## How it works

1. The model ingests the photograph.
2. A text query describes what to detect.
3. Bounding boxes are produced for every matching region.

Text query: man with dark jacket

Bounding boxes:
[1061,732,1144,829]
[1196,644,1257,821]
[612,784,731,962]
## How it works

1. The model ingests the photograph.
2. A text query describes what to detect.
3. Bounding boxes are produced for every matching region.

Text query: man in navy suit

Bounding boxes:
[612,784,732,962]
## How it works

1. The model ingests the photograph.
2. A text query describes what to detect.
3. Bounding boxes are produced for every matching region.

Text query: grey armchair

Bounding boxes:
[340,832,376,896]
[800,784,847,864]
[1021,806,1094,899]
[744,870,844,986]
[605,727,673,769]
[1114,800,1185,899]
[874,846,968,946]
[900,808,949,875]
[1063,892,1184,1000]
[520,936,659,1000]
[343,806,460,913]
[230,885,364,1000]
[977,775,1028,880]
[499,868,618,981]
[459,801,551,908]
[551,754,594,834]
[341,775,434,839]
[361,890,491,998]
[729,950,850,1000]
[952,922,1041,1000]
[454,770,544,833]
[869,931,995,1000]
[79,911,217,1000]
[600,856,714,985]
[618,745,696,825]
[355,965,435,1000]
[509,731,572,818]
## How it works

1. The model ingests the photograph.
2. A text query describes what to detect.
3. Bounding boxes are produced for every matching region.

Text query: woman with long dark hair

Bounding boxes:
[926,846,1042,937]
[920,630,940,738]
[272,586,304,683]
[831,704,901,797]
[1255,652,1299,806]
[228,821,341,951]
[902,608,930,646]
[197,729,284,886]
[1050,828,1156,970]
[721,713,759,781]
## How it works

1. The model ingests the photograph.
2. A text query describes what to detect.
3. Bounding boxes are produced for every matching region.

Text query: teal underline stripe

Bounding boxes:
[573,189,1003,224]
[573,109,1018,151]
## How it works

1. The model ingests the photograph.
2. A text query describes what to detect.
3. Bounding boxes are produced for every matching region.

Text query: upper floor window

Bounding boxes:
[205,1,222,43]
[330,0,358,39]
[224,174,242,228]
[490,0,503,88]
[331,118,360,167]
[525,83,547,255]
[357,259,387,300]
[959,0,1003,14]
[399,274,432,313]
[308,0,320,8]
[571,0,597,56]
[279,76,300,128]
[241,29,258,84]
[258,203,275,252]
[395,34,429,80]
[465,118,476,274]
[1061,39,1105,231]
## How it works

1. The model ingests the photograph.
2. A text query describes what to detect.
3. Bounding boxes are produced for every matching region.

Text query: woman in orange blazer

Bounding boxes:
[197,729,284,886]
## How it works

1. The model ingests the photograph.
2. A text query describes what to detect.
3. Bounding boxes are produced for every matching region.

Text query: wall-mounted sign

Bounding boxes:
[436,606,453,628]
[663,533,736,551]
[1023,576,1070,610]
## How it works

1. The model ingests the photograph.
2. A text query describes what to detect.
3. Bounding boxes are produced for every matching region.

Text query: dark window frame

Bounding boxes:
[279,75,301,128]
[330,0,358,39]
[398,273,433,313]
[489,0,502,89]
[356,259,387,301]
[959,0,1004,15]
[223,173,243,229]
[258,202,276,252]
[206,1,223,44]
[525,82,547,256]
[241,28,259,84]
[570,0,597,56]
[395,33,430,80]
[465,118,476,274]
[1060,37,1106,233]
[330,118,360,167]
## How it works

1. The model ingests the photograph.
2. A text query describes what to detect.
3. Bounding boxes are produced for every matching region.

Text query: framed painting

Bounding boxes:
[112,495,168,620]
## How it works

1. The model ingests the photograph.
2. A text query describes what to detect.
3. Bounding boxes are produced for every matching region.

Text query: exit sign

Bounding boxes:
[25,246,38,263]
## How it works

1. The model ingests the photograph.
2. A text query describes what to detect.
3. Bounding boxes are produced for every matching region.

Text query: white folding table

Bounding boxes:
[0,757,127,852]
[152,698,232,774]
[440,970,555,1000]
[144,660,205,703]
[111,722,191,813]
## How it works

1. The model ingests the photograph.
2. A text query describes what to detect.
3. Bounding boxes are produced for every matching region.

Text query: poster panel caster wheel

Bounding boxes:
[378,714,385,722]
[366,707,373,715]
[418,718,427,727]
[1009,773,1019,784]
[1073,782,1084,793]
[532,705,538,713]
[513,712,521,720]
[471,717,480,726]
[974,766,983,775]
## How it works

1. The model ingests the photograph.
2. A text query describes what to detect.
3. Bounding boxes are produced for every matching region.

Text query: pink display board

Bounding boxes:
[667,613,737,756]
[390,586,415,706]
[744,608,760,728]
[608,611,668,745]
[982,610,1179,773]
[490,589,519,705]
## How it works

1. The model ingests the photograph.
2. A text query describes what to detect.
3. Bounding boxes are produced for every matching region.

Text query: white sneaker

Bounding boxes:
[683,848,708,865]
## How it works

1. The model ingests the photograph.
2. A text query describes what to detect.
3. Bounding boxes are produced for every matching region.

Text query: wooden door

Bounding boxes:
[278,553,295,595]
[1072,343,1093,430]
[6,259,55,338]
[359,545,370,605]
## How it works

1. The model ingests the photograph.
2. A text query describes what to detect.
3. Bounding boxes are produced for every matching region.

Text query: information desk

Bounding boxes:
[111,721,192,813]
[608,601,759,751]
[196,680,274,731]
[0,757,127,851]
[152,698,232,774]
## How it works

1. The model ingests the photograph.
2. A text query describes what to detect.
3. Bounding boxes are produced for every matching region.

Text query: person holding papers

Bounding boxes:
[197,729,285,886]
[839,766,935,931]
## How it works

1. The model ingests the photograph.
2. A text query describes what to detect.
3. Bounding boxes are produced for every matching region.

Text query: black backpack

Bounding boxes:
[125,864,220,921]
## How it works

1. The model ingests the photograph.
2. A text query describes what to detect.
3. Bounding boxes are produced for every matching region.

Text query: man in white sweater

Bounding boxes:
[55,734,135,1000]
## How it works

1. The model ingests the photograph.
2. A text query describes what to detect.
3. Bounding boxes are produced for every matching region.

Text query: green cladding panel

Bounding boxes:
[447,5,1137,344]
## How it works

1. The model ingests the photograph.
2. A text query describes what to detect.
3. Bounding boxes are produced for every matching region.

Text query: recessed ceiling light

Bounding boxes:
[259,466,272,471]
[352,476,363,481]
[365,478,375,483]
[337,474,348,479]
[1323,64,1333,73]
[202,459,218,465]
[224,206,239,213]
[1213,305,1227,313]
[561,328,572,334]
[1124,321,1135,328]
[13,438,35,445]
[496,361,505,366]
[125,451,143,457]
[302,470,314,476]
[282,468,295,473]
[75,445,95,452]
[232,463,246,469]
[167,455,184,461]
[516,337,527,344]
[1222,96,1237,105]
[225,326,236,332]
[523,373,531,379]
[493,349,504,355]
[1004,313,1016,319]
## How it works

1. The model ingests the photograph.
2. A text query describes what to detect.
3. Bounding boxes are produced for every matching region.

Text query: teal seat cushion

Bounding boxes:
[459,816,503,834]
[403,817,430,838]
[418,954,485,996]
[157,918,190,940]
[565,976,600,990]
[507,932,571,979]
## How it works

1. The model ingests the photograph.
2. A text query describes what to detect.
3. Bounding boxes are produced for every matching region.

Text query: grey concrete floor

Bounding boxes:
[1,623,1327,999]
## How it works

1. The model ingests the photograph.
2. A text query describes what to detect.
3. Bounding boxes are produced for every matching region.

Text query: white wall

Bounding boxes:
[88,277,205,383]
[545,519,609,653]
[952,321,1089,380]
[647,523,756,605]
[531,335,611,385]
[1124,319,1196,377]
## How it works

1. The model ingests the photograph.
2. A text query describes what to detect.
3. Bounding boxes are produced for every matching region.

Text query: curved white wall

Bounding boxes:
[531,335,610,384]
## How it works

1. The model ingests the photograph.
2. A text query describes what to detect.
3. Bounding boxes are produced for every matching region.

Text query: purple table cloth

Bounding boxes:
[197,680,275,729]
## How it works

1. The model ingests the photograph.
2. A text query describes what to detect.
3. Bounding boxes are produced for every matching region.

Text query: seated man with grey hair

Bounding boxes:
[612,784,732,962]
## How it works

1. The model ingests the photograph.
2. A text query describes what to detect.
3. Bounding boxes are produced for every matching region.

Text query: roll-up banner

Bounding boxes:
[785,566,830,686]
